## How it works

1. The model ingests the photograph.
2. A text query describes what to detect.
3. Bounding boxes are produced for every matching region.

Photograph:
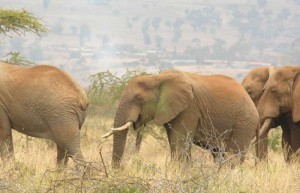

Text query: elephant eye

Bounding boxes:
[245,88,252,95]
[135,94,144,103]
[271,88,278,95]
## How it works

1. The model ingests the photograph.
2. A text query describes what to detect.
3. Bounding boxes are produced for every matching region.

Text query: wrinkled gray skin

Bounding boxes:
[242,66,300,162]
[0,62,89,167]
[256,66,300,162]
[111,69,259,167]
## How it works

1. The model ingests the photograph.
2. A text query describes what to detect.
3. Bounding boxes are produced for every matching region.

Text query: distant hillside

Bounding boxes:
[1,0,300,85]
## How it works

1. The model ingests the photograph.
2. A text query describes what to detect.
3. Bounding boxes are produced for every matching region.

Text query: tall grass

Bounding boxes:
[0,115,299,192]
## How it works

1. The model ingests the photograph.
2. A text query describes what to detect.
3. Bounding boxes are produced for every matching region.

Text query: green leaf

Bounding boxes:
[0,9,48,37]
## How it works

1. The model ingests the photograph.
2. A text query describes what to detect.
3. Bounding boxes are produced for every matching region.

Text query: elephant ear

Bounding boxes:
[154,71,193,125]
[292,73,300,122]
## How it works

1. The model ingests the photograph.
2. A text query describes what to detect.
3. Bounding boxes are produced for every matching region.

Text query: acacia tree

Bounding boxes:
[0,9,47,36]
[0,9,48,65]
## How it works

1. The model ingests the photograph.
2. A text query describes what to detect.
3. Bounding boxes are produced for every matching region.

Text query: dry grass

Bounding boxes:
[0,114,299,193]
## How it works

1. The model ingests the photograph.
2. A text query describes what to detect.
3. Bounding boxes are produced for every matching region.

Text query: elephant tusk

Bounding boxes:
[102,131,114,138]
[259,118,272,137]
[102,122,133,138]
[250,118,272,144]
[111,121,133,131]
[250,137,256,145]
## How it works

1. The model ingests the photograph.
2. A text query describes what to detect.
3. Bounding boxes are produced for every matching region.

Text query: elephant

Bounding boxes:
[0,62,89,167]
[103,69,260,167]
[241,66,275,106]
[242,66,300,162]
[256,66,300,161]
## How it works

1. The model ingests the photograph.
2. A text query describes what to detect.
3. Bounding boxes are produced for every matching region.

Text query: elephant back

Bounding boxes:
[4,65,88,130]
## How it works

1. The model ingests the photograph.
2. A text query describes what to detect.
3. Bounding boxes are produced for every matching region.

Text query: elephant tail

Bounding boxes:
[77,99,89,129]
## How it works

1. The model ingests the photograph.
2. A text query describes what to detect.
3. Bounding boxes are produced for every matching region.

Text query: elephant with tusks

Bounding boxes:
[103,69,260,168]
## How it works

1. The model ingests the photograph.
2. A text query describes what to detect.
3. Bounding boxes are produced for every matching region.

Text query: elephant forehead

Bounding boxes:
[128,76,156,88]
[265,74,288,89]
[242,73,267,87]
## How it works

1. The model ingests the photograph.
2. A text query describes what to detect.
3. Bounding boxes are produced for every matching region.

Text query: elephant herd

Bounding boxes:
[0,61,299,170]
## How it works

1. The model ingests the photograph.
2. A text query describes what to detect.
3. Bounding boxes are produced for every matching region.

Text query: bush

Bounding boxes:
[88,69,153,106]
[0,9,47,36]
[1,52,35,66]
[268,128,282,152]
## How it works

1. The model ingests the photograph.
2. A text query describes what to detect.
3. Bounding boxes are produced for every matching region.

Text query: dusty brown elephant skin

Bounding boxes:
[0,62,89,167]
[257,66,300,160]
[242,66,300,162]
[241,66,275,106]
[103,69,259,168]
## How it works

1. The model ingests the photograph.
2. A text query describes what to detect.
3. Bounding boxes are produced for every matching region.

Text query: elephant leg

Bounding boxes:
[0,110,14,160]
[135,129,143,153]
[289,123,300,162]
[165,110,198,161]
[165,123,192,161]
[226,121,259,166]
[257,131,268,161]
[56,144,69,168]
[52,124,85,169]
[192,140,224,163]
[55,140,85,170]
[281,126,292,163]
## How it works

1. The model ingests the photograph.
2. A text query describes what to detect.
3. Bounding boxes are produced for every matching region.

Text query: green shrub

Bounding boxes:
[2,52,36,66]
[88,69,153,106]
[268,128,282,152]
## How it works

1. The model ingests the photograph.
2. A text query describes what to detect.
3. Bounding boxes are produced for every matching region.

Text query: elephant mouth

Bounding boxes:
[133,115,143,130]
[279,106,289,114]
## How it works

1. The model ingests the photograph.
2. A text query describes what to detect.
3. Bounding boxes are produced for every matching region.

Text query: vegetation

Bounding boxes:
[88,69,153,106]
[2,52,36,66]
[0,8,47,65]
[0,9,47,37]
[0,113,298,192]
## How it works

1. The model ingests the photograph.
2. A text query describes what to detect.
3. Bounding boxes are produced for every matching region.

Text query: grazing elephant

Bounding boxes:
[242,66,300,162]
[257,66,300,160]
[103,69,259,167]
[0,62,89,167]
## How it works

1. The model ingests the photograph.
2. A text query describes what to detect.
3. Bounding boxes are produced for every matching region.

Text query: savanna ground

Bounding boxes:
[0,102,299,193]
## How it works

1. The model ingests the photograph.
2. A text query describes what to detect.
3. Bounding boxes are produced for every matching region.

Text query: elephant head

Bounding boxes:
[257,66,300,136]
[103,70,193,167]
[241,66,275,106]
[242,66,276,159]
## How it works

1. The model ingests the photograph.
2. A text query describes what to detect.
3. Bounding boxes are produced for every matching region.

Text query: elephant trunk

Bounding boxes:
[111,101,133,168]
[112,128,128,168]
[251,118,272,162]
